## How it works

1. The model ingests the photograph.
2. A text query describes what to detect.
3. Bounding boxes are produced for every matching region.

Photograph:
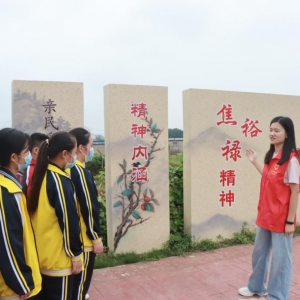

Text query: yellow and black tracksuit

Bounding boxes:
[68,161,101,300]
[31,163,83,300]
[0,167,41,300]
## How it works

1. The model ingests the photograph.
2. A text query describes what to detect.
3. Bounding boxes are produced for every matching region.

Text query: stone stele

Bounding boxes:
[104,84,170,253]
[12,80,83,135]
[183,88,300,240]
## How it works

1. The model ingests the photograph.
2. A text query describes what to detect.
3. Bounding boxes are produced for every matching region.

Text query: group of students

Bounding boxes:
[0,128,103,300]
[1,116,300,300]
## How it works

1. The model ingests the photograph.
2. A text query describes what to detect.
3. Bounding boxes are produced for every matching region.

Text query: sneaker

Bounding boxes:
[85,294,90,300]
[238,287,267,297]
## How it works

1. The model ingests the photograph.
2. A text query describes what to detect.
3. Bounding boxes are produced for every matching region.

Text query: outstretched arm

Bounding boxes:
[246,148,263,175]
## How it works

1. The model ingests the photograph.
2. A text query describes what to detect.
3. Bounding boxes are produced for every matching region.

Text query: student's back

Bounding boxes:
[28,131,82,300]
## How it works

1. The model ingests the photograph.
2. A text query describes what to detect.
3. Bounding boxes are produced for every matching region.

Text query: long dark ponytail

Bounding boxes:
[28,131,76,214]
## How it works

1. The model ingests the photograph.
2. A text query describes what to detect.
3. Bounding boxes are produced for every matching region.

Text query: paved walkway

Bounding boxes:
[88,237,300,299]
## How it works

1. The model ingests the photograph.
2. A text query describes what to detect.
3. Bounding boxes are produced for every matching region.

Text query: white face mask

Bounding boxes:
[16,152,32,170]
[83,146,95,162]
[65,152,77,169]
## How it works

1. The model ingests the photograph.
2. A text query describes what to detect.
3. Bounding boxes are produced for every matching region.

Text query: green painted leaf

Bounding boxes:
[149,118,153,127]
[119,163,125,171]
[145,203,155,212]
[152,198,160,206]
[113,201,122,208]
[154,129,161,133]
[127,169,132,175]
[123,159,127,170]
[117,175,123,184]
[143,188,148,197]
[126,219,133,223]
[121,188,133,196]
[149,189,154,198]
[151,123,157,131]
[132,210,141,219]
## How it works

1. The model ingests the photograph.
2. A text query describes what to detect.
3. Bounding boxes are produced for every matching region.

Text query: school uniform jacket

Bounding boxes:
[31,163,83,277]
[69,160,101,252]
[0,167,41,299]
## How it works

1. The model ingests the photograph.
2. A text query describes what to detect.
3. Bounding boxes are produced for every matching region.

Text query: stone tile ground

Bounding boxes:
[88,237,300,299]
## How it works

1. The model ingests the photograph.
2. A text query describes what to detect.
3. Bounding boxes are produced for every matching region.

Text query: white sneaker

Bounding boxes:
[238,286,267,297]
[85,294,90,300]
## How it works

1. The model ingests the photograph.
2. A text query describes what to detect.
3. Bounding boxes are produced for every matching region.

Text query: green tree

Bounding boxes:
[168,128,183,138]
[86,154,105,176]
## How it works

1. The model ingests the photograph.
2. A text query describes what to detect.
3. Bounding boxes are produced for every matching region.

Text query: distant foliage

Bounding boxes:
[168,128,183,138]
[95,171,107,247]
[169,154,184,237]
[94,134,105,141]
[86,154,105,176]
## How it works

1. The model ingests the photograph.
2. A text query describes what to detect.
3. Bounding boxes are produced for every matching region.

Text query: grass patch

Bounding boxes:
[94,223,300,269]
[94,222,258,269]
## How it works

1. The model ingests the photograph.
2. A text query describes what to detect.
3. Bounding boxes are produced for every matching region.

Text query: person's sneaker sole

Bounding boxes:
[238,286,267,297]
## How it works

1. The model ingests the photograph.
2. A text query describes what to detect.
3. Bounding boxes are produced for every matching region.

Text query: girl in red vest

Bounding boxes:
[239,116,299,299]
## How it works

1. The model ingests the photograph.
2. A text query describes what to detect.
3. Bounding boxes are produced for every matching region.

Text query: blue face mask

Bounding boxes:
[17,152,32,170]
[85,147,95,162]
[65,153,77,169]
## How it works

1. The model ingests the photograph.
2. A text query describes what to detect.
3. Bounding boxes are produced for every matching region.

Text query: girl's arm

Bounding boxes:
[71,166,103,254]
[285,183,299,235]
[246,148,264,175]
[48,173,83,268]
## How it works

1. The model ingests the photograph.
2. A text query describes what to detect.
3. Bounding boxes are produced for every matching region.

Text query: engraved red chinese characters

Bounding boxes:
[220,170,236,187]
[131,166,148,182]
[219,190,235,207]
[241,118,262,138]
[131,145,148,161]
[221,139,242,162]
[216,104,237,126]
[131,103,148,118]
[131,124,147,139]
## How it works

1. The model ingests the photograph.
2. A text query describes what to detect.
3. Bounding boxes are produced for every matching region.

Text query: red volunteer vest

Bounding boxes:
[256,152,296,232]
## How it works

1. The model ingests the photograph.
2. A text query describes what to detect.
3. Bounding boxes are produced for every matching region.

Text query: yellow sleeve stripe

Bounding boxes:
[0,188,30,293]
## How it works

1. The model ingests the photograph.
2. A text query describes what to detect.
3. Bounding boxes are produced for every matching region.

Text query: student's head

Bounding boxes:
[28,131,77,214]
[265,116,297,165]
[0,128,30,175]
[69,127,94,163]
[29,132,49,160]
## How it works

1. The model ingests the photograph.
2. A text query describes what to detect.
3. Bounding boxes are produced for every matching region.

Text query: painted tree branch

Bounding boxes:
[113,115,164,251]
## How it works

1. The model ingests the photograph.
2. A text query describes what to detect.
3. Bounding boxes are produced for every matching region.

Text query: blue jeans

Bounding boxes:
[247,226,293,300]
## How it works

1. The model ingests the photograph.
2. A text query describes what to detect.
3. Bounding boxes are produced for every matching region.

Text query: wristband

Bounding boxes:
[286,220,294,225]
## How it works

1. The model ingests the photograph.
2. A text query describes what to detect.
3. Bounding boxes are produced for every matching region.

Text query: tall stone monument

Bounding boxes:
[12,80,83,135]
[183,89,300,240]
[104,84,170,253]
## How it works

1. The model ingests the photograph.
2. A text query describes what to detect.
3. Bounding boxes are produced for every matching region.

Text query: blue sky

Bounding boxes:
[1,0,300,135]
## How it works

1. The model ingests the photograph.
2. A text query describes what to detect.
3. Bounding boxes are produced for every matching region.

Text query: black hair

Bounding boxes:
[0,128,29,167]
[69,128,91,147]
[28,131,76,214]
[264,116,298,165]
[29,132,49,152]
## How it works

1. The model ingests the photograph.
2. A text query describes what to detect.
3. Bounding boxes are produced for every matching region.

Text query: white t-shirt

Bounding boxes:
[283,156,300,185]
